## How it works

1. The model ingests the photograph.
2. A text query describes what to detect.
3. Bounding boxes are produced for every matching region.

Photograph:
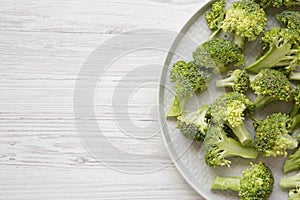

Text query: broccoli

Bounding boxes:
[167,61,211,117]
[216,69,250,93]
[280,172,300,189]
[250,69,293,109]
[291,114,300,132]
[277,10,300,30]
[284,0,300,9]
[204,125,258,167]
[289,85,300,131]
[289,71,300,81]
[211,162,274,200]
[208,92,255,146]
[255,0,284,8]
[246,28,300,73]
[256,0,300,8]
[253,112,298,157]
[192,38,245,73]
[290,85,300,118]
[205,0,226,39]
[177,104,209,141]
[288,188,300,200]
[284,147,300,173]
[221,0,267,49]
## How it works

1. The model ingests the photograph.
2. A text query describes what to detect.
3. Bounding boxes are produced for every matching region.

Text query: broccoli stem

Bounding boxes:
[290,105,300,118]
[211,176,240,191]
[280,134,299,153]
[289,189,300,200]
[246,43,292,73]
[284,148,300,173]
[167,96,188,117]
[219,137,258,159]
[280,172,300,189]
[216,76,235,88]
[233,34,245,49]
[289,72,300,81]
[291,114,300,131]
[209,29,221,40]
[227,123,253,146]
[254,95,273,110]
[284,160,300,174]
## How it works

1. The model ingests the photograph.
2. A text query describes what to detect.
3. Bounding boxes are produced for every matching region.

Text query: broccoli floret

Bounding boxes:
[284,0,300,9]
[211,162,274,200]
[167,61,211,117]
[205,0,226,39]
[289,188,300,200]
[250,69,293,109]
[221,0,267,49]
[204,125,258,167]
[254,112,298,157]
[216,69,250,93]
[277,10,300,30]
[246,28,300,73]
[256,0,300,8]
[208,92,255,146]
[256,0,284,8]
[177,105,209,141]
[280,172,300,189]
[284,147,300,173]
[193,38,245,73]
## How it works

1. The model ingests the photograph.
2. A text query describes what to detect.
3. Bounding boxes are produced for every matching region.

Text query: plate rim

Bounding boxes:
[157,0,218,199]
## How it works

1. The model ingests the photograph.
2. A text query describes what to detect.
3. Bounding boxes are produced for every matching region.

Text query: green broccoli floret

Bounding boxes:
[204,125,258,167]
[250,69,293,109]
[167,61,211,117]
[288,188,300,200]
[284,0,300,9]
[256,0,300,8]
[253,112,298,157]
[284,147,300,173]
[177,104,209,141]
[208,92,255,146]
[246,28,300,73]
[277,10,300,30]
[221,0,267,49]
[205,0,226,39]
[255,0,284,8]
[216,69,250,93]
[211,162,274,200]
[280,172,300,189]
[192,38,245,73]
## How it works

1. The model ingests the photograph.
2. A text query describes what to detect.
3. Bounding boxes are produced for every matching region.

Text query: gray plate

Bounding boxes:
[158,1,298,199]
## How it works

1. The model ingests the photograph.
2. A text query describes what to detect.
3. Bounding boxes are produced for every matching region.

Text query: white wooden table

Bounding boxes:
[0,0,206,199]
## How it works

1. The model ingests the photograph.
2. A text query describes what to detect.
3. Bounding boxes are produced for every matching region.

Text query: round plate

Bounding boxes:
[158,1,297,199]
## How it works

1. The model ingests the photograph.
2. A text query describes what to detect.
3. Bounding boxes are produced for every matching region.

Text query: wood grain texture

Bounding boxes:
[0,0,206,199]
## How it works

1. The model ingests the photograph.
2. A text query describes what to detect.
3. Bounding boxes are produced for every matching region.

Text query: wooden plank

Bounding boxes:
[0,0,206,199]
